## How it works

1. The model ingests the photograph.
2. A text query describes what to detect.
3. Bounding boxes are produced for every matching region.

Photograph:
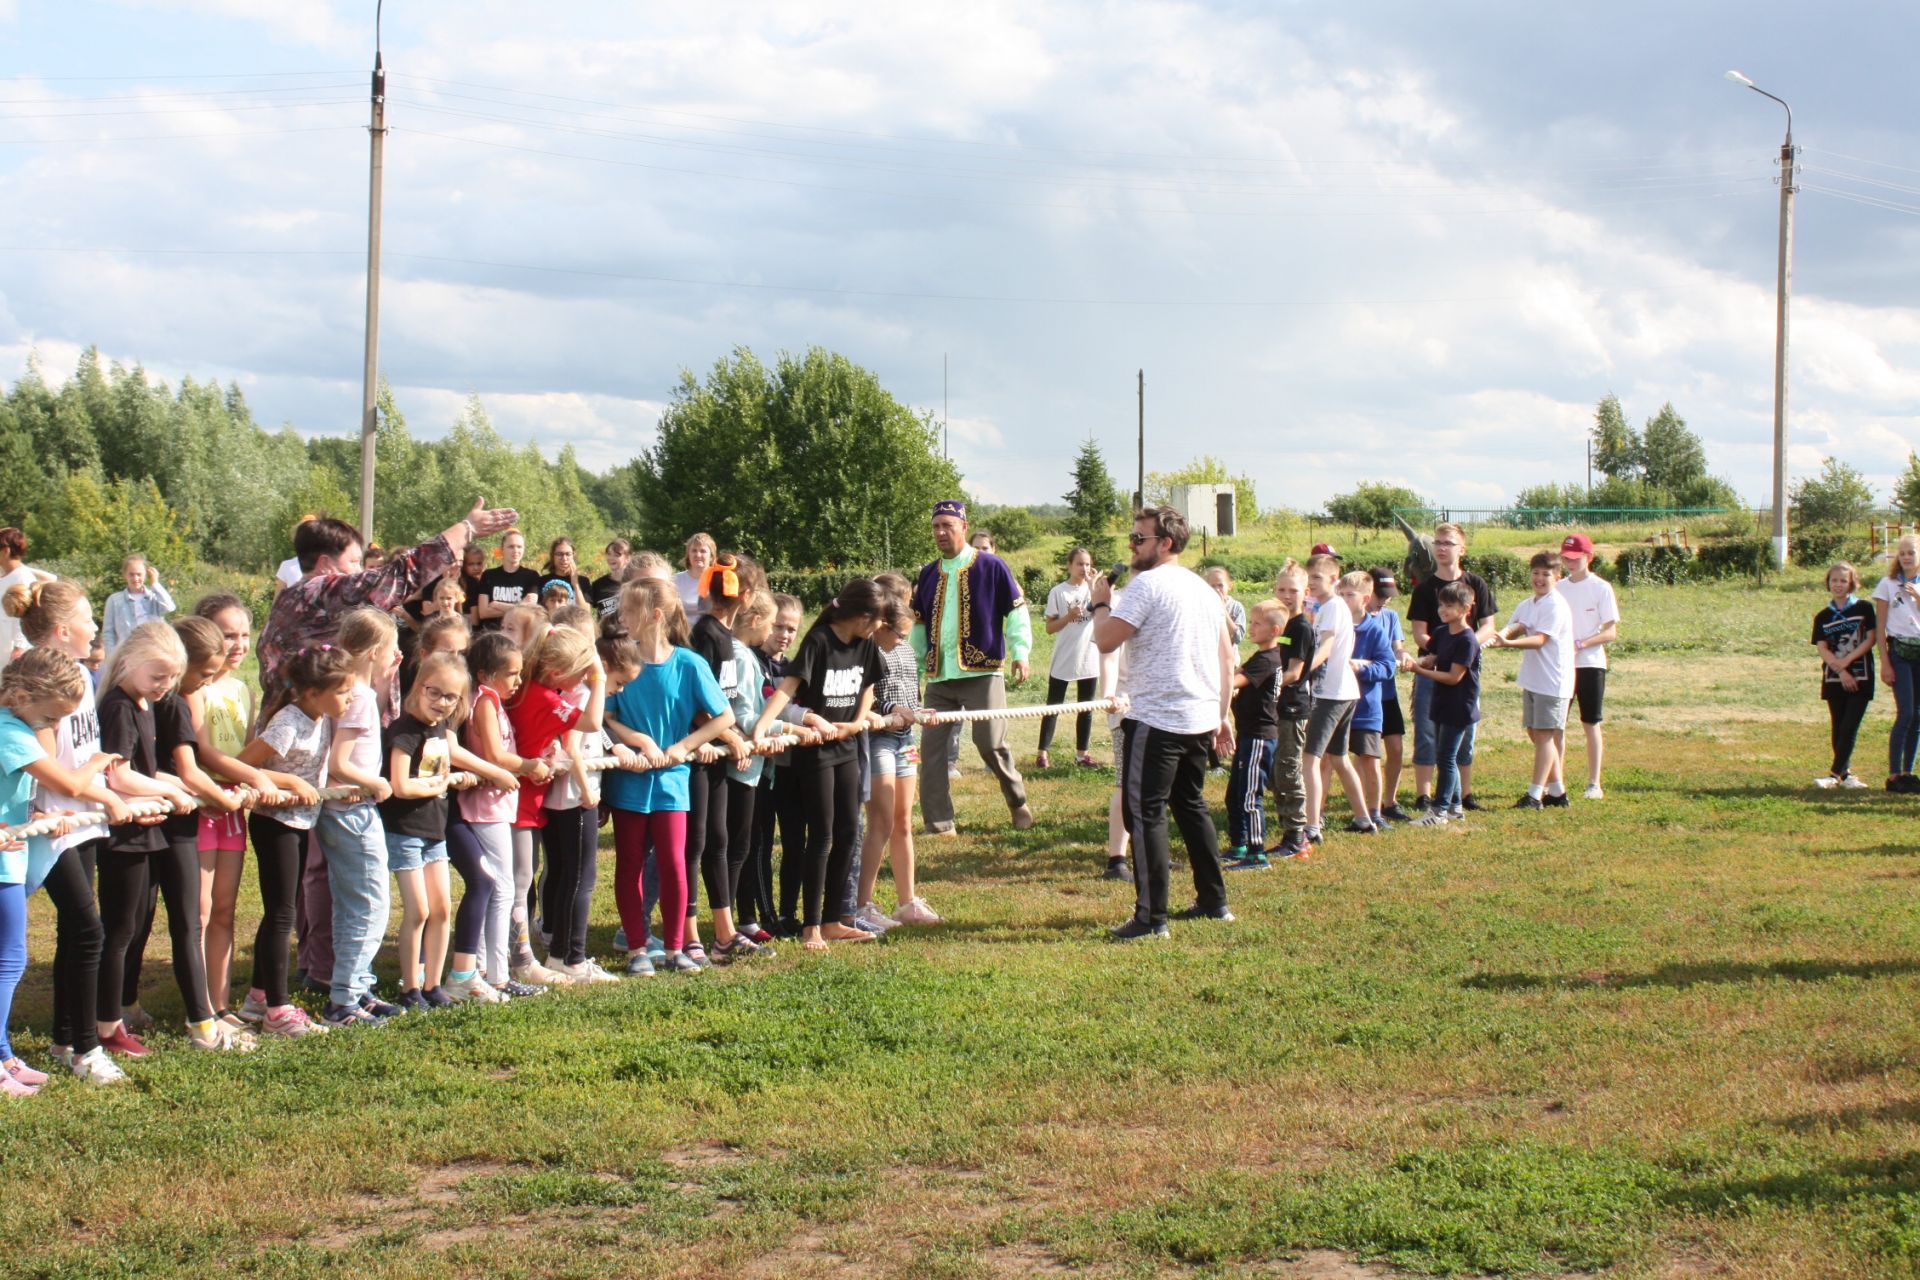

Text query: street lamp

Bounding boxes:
[1726,69,1796,569]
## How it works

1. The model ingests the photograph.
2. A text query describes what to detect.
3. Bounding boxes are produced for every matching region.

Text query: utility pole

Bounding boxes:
[1726,70,1795,569]
[1769,131,1796,569]
[942,352,948,460]
[1135,369,1144,511]
[357,1,388,539]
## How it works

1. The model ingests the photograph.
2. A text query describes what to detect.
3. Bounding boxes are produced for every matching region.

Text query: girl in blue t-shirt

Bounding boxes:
[0,648,119,1094]
[605,579,735,975]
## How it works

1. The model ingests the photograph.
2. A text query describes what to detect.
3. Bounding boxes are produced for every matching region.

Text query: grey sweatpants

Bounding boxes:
[918,675,1028,833]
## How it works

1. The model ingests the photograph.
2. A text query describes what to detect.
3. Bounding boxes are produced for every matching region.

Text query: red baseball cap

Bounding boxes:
[1311,542,1341,559]
[1560,533,1594,556]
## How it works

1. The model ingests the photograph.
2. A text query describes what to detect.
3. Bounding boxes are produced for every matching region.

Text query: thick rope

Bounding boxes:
[918,695,1126,725]
[3,701,1126,842]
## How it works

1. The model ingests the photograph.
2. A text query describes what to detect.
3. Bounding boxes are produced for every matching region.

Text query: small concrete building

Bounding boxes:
[1171,483,1237,537]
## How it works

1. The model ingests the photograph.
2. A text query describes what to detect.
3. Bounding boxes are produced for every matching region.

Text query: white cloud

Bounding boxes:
[2,0,1917,522]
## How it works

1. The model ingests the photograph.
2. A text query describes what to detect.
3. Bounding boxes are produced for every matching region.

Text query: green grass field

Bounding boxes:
[6,557,1920,1279]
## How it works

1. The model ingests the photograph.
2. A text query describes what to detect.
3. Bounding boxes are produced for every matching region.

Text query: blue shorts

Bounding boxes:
[868,727,919,779]
[386,833,449,873]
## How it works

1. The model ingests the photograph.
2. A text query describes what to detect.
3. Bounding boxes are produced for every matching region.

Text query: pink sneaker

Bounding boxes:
[1,1072,36,1098]
[99,1026,150,1057]
[263,1006,327,1039]
[4,1058,49,1087]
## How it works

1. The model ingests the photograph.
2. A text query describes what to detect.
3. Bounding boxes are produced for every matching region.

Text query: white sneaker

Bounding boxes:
[443,973,503,1004]
[851,903,896,934]
[71,1046,127,1084]
[1813,775,1838,789]
[542,958,582,985]
[580,959,620,984]
[1839,775,1869,790]
[1583,784,1604,800]
[190,1021,257,1053]
[512,962,563,986]
[891,896,943,926]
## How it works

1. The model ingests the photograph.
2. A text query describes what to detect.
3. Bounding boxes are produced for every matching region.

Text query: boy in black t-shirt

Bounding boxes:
[1405,521,1498,811]
[1224,600,1285,863]
[1412,582,1481,827]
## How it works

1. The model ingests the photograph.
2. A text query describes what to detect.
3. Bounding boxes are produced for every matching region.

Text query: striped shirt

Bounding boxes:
[875,639,920,716]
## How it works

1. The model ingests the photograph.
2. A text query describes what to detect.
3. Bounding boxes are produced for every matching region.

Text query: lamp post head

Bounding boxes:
[1724,69,1755,88]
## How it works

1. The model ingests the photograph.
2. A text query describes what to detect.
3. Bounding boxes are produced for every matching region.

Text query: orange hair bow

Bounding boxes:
[699,557,739,600]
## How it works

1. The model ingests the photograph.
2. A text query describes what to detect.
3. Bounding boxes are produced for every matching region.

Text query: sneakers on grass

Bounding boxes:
[1515,794,1544,810]
[891,896,942,926]
[1380,804,1414,823]
[1584,784,1605,800]
[851,903,897,935]
[1173,902,1234,923]
[70,1047,127,1084]
[1109,917,1170,942]
[323,1002,380,1028]
[443,974,503,1004]
[263,1005,326,1038]
[1411,812,1450,828]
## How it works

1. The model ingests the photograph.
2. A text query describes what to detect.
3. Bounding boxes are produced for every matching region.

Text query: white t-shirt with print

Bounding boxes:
[1045,580,1100,681]
[1874,573,1920,641]
[1509,589,1576,698]
[1555,573,1620,670]
[1110,562,1224,736]
[1311,595,1359,701]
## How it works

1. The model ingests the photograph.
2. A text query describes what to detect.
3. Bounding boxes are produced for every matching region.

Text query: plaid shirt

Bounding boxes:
[256,534,455,720]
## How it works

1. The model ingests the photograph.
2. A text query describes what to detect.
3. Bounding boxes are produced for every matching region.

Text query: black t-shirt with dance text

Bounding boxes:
[788,624,883,769]
[478,567,543,627]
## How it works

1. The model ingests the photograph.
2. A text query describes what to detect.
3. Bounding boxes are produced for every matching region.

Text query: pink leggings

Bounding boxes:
[613,810,687,953]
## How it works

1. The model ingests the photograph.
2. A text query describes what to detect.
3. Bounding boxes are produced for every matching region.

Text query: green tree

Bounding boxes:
[974,506,1040,553]
[1324,482,1427,529]
[1143,454,1258,528]
[28,473,196,583]
[1061,436,1123,566]
[1640,403,1707,492]
[1790,457,1876,529]
[1591,393,1641,481]
[633,347,962,572]
[1894,452,1920,520]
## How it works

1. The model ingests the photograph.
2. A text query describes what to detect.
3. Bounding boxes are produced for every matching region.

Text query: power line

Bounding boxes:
[0,98,363,122]
[0,124,363,146]
[1803,147,1920,178]
[0,70,360,82]
[388,93,1761,198]
[399,125,1766,219]
[1802,165,1920,199]
[1803,184,1920,218]
[389,71,1751,174]
[0,82,362,105]
[0,243,1741,308]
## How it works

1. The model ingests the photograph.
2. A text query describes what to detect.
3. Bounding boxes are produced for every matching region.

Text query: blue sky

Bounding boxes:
[1,0,1916,513]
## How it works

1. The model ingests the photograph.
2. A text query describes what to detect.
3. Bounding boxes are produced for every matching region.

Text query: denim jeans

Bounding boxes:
[1891,650,1920,777]
[1433,721,1470,812]
[318,803,390,1007]
[1412,674,1477,771]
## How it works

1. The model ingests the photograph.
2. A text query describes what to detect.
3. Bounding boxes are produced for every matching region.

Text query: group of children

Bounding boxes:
[1218,528,1621,868]
[0,535,952,1090]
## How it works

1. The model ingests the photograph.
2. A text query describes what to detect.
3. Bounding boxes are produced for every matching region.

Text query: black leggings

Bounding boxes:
[246,813,306,1008]
[723,777,758,919]
[120,872,161,1008]
[539,808,597,967]
[685,761,732,914]
[797,755,860,928]
[1037,676,1098,754]
[444,815,493,957]
[43,839,104,1055]
[772,767,808,923]
[1828,690,1874,778]
[98,838,213,1024]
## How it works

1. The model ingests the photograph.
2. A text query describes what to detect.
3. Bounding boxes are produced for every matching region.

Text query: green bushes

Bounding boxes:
[1612,545,1693,586]
[1463,551,1529,593]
